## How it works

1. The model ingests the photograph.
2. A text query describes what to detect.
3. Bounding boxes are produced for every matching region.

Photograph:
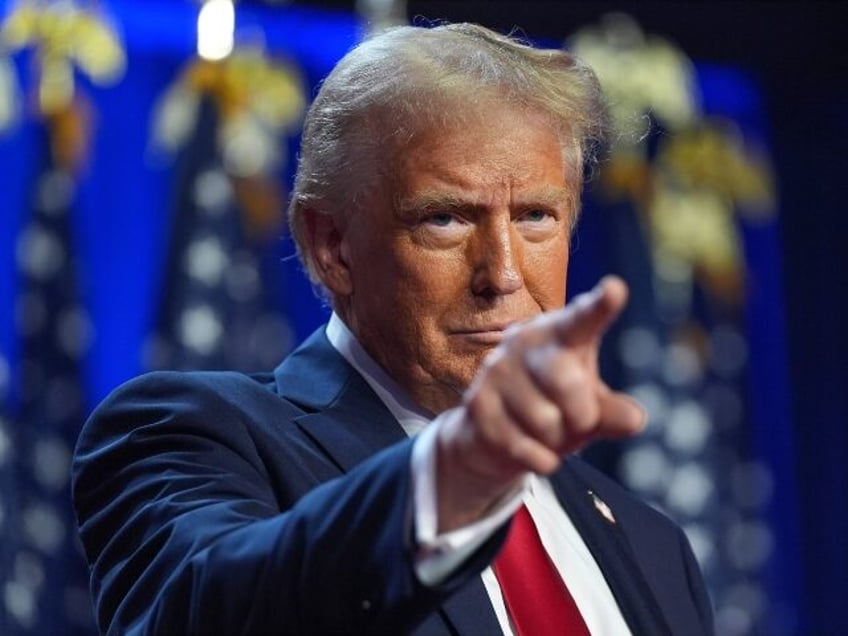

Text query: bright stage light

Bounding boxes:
[197,0,235,61]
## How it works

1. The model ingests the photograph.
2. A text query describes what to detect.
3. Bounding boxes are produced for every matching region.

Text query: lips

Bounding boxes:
[451,323,515,345]
[457,330,507,345]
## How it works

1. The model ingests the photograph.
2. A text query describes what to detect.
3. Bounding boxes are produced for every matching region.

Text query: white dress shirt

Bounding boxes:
[326,313,631,635]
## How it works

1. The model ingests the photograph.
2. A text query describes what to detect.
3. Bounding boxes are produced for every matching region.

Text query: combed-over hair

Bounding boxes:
[288,22,609,284]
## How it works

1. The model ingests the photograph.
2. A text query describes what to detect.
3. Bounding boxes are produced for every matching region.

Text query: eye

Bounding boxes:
[424,212,458,227]
[521,209,551,223]
[515,208,560,242]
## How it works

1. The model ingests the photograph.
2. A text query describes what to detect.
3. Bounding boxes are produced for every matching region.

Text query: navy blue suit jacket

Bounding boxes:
[72,328,713,635]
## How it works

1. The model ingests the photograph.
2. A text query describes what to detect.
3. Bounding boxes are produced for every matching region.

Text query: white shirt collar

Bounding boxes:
[325,312,432,437]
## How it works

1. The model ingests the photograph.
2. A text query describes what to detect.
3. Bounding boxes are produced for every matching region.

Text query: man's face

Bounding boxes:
[334,104,575,414]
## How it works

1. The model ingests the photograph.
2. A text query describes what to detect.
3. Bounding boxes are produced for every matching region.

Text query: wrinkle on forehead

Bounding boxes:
[384,102,581,224]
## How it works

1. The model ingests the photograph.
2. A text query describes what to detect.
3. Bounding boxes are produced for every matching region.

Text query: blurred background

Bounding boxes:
[0,1,844,634]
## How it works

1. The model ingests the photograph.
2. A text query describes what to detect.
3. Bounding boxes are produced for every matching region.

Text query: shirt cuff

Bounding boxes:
[410,413,527,587]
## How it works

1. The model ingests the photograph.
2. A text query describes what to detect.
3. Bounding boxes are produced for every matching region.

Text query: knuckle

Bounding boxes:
[547,361,589,396]
[528,400,561,435]
[568,401,601,437]
[529,403,565,447]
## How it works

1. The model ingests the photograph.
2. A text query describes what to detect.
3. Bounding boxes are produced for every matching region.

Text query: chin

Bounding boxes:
[454,353,491,386]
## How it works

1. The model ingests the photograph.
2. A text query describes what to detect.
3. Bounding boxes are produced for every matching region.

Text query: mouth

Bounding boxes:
[451,324,514,345]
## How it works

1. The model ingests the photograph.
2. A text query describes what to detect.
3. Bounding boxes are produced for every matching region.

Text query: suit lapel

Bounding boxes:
[294,399,406,473]
[550,460,673,636]
[274,328,503,635]
[273,328,407,472]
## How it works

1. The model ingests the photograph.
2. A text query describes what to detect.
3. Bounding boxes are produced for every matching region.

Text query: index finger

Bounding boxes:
[555,275,629,346]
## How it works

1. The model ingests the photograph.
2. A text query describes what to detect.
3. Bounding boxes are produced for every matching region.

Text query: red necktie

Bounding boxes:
[493,505,591,636]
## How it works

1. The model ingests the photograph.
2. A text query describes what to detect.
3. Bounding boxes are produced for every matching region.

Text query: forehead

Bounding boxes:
[385,102,575,206]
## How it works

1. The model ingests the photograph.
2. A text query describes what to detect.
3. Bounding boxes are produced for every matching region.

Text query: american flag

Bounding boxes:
[567,16,786,633]
[1,127,96,634]
[1,355,21,633]
[580,144,781,636]
[145,94,293,373]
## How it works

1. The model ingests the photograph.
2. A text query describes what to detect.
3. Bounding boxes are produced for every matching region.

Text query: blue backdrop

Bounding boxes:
[0,2,843,634]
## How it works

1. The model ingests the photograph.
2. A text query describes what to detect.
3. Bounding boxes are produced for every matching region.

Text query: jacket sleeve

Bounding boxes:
[71,371,498,635]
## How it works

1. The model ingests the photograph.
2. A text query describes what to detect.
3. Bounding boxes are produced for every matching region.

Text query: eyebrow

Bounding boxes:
[395,192,469,217]
[395,187,572,217]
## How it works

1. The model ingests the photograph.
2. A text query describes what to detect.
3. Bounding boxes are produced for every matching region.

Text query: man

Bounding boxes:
[73,23,713,635]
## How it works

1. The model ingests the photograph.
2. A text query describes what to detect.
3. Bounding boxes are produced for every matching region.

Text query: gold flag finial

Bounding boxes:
[151,8,306,238]
[570,14,777,306]
[0,0,125,171]
[1,0,125,115]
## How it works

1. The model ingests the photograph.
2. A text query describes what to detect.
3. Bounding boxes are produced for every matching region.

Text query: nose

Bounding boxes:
[470,217,524,298]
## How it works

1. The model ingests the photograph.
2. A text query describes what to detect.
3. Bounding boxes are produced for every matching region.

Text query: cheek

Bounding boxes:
[360,252,464,357]
[396,248,468,302]
[525,243,569,307]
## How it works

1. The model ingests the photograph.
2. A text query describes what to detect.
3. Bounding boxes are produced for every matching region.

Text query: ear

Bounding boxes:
[302,207,353,297]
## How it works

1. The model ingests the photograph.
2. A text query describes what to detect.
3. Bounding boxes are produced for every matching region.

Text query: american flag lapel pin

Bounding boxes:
[588,490,616,524]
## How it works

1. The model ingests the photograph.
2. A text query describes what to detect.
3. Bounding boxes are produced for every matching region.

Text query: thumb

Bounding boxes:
[596,382,647,439]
